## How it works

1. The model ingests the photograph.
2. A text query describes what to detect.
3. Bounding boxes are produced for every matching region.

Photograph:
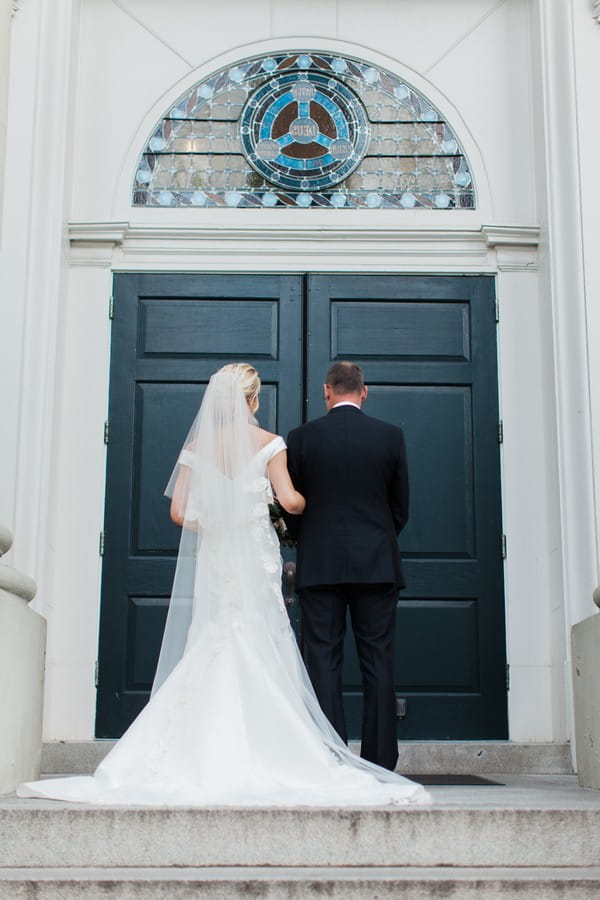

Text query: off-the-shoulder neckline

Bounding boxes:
[256,435,285,456]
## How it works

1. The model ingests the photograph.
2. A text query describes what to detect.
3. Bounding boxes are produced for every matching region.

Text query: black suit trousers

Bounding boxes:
[299,583,399,772]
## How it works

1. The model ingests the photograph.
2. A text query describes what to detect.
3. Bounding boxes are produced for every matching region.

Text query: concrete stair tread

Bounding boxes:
[2,776,600,869]
[5,774,599,809]
[1,866,600,899]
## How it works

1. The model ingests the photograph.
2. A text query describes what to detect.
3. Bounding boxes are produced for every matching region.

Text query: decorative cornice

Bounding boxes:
[11,0,21,14]
[594,1,600,25]
[68,221,540,272]
[482,224,540,271]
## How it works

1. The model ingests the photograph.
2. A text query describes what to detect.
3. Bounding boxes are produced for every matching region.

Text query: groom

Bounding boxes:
[285,362,409,772]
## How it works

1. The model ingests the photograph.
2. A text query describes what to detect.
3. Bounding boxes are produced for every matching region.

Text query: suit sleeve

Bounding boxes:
[389,429,409,535]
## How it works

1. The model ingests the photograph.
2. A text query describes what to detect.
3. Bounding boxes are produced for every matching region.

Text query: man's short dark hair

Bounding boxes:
[326,362,365,395]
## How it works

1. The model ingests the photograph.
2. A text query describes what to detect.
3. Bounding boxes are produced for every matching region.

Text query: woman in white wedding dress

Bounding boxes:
[19,364,429,806]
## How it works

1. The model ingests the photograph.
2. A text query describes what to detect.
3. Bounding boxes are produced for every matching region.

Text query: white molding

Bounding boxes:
[68,221,539,273]
[594,1,600,25]
[482,225,540,272]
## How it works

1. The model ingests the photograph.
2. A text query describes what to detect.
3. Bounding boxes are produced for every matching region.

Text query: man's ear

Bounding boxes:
[361,385,368,403]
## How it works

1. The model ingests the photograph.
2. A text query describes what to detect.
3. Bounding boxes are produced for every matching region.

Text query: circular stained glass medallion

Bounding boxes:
[240,71,370,191]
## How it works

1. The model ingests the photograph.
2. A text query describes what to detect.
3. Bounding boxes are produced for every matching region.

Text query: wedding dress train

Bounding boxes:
[18,435,429,806]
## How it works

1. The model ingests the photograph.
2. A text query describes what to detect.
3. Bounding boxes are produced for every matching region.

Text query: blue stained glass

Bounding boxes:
[394,84,410,101]
[225,191,243,206]
[455,171,472,187]
[363,67,380,84]
[134,50,475,210]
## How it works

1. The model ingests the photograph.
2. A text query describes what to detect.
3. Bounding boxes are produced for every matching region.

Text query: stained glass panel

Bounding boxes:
[133,51,475,210]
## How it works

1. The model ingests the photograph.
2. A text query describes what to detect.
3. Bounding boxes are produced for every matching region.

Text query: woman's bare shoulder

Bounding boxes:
[256,428,282,450]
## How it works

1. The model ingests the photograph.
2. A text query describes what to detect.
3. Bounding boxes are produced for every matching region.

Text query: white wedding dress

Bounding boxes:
[19,420,429,806]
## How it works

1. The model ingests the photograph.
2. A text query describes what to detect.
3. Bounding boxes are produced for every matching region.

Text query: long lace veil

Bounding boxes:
[152,370,261,694]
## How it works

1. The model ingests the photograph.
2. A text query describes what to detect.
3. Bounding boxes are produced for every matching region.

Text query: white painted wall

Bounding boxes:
[2,0,596,746]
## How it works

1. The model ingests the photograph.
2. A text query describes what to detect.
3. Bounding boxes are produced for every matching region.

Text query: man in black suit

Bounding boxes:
[286,361,409,772]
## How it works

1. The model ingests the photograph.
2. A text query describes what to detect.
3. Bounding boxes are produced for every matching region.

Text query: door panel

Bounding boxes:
[307,274,507,739]
[96,274,303,737]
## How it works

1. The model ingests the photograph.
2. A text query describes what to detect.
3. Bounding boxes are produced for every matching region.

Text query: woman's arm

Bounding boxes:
[170,464,191,527]
[268,450,305,515]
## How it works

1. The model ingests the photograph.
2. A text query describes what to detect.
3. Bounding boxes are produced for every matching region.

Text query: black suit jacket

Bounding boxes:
[286,405,409,591]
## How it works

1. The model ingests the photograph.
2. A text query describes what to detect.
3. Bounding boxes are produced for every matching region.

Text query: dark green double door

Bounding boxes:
[96,273,507,741]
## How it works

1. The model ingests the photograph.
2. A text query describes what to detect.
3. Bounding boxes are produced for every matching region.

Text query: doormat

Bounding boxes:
[407,774,504,786]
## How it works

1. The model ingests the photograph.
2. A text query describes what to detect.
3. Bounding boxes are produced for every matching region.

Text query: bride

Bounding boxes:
[19,364,429,806]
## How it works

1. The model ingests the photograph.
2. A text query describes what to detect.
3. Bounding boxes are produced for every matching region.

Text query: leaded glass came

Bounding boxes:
[133,51,475,210]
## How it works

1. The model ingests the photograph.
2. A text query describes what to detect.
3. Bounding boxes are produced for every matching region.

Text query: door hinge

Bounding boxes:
[109,295,114,320]
[94,660,99,688]
[501,534,507,559]
[104,420,109,445]
[506,664,510,691]
[498,420,504,444]
[99,531,105,556]
[494,297,500,323]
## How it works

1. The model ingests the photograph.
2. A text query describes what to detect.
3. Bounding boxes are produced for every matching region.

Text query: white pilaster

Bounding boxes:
[486,230,565,741]
[0,0,81,608]
[43,245,117,740]
[0,0,12,232]
[533,0,598,623]
[529,0,599,758]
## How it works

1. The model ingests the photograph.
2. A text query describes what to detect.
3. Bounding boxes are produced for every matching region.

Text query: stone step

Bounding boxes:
[41,740,574,775]
[1,866,600,899]
[2,777,600,869]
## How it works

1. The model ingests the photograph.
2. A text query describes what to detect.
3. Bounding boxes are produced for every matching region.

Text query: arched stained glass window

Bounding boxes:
[133,51,475,209]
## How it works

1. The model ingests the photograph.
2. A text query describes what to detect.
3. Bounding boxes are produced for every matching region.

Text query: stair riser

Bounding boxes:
[2,809,599,868]
[41,741,575,776]
[1,878,599,899]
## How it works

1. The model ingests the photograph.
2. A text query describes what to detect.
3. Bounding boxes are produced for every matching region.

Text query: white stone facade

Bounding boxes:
[0,0,598,754]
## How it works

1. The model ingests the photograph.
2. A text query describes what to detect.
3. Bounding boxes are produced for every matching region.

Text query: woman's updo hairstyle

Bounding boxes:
[218,363,261,412]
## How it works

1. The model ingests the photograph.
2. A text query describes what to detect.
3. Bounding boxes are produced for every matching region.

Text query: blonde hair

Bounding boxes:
[218,363,261,411]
